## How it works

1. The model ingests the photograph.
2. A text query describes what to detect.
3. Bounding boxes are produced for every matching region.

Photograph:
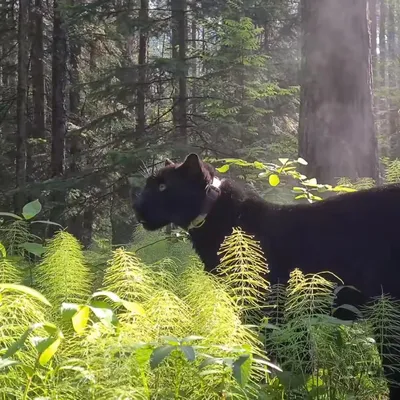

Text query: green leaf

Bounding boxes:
[122,300,145,315]
[150,345,175,369]
[199,356,224,369]
[22,199,42,220]
[180,345,196,361]
[72,305,90,334]
[31,220,63,228]
[3,328,32,358]
[0,284,51,307]
[269,174,280,187]
[42,322,60,336]
[253,161,264,169]
[0,212,23,220]
[19,242,45,257]
[216,164,230,173]
[89,304,114,324]
[61,302,80,320]
[297,157,308,165]
[0,358,20,370]
[278,158,289,165]
[0,242,6,258]
[232,354,252,388]
[332,185,357,193]
[181,335,204,343]
[21,365,35,377]
[91,290,122,303]
[161,336,180,345]
[38,337,62,366]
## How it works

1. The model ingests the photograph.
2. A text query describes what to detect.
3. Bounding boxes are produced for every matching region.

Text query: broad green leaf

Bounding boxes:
[0,284,51,306]
[253,161,264,169]
[91,290,122,303]
[253,357,282,371]
[269,174,280,187]
[42,322,59,336]
[297,157,308,165]
[199,356,224,369]
[72,305,90,334]
[0,242,6,258]
[292,187,306,192]
[0,358,20,370]
[135,346,153,367]
[3,328,32,358]
[232,354,252,388]
[303,178,318,187]
[31,220,63,228]
[181,335,204,343]
[0,212,23,220]
[278,158,289,165]
[21,365,35,377]
[216,164,230,173]
[122,300,145,315]
[61,302,80,320]
[19,242,45,257]
[89,304,114,324]
[161,336,180,345]
[332,185,357,193]
[150,345,175,369]
[180,345,196,361]
[22,199,42,220]
[38,337,62,366]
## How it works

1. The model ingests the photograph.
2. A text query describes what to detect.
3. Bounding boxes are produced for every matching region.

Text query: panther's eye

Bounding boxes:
[159,183,167,192]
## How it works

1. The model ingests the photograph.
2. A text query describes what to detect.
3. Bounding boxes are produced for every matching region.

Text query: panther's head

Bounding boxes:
[133,153,221,231]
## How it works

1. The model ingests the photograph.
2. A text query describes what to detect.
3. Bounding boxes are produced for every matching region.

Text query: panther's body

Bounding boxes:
[133,153,400,398]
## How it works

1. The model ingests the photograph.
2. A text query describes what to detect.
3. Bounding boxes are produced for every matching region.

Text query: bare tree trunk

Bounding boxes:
[369,0,377,77]
[15,0,29,212]
[50,0,68,229]
[190,6,197,117]
[171,0,187,155]
[388,1,399,156]
[31,0,45,139]
[136,0,148,137]
[51,0,67,178]
[298,0,378,184]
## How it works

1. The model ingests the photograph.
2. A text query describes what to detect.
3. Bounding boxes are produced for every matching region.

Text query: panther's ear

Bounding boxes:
[165,158,174,166]
[180,153,203,175]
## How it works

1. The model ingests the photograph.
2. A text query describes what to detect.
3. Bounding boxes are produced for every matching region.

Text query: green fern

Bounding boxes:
[0,220,36,257]
[102,247,155,303]
[0,258,22,284]
[35,231,92,309]
[364,294,400,387]
[217,227,269,314]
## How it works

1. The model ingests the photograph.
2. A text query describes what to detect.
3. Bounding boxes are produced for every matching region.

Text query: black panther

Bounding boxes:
[133,153,400,398]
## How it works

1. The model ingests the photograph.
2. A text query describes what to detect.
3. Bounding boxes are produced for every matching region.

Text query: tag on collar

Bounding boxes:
[188,177,222,231]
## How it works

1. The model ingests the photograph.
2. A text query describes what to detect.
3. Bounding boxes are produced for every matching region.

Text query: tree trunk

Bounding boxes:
[388,1,399,156]
[369,0,377,77]
[191,6,197,117]
[50,0,68,229]
[171,0,187,155]
[15,0,29,212]
[51,0,67,178]
[31,0,45,139]
[298,0,378,184]
[136,0,148,137]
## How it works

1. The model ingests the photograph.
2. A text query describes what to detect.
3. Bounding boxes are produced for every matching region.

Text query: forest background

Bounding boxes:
[0,0,399,247]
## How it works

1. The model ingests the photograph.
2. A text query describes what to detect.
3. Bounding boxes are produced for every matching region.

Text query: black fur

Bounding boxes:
[133,154,400,398]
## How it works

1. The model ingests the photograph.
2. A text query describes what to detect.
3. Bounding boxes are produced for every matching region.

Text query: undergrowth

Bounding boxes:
[2,156,400,399]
